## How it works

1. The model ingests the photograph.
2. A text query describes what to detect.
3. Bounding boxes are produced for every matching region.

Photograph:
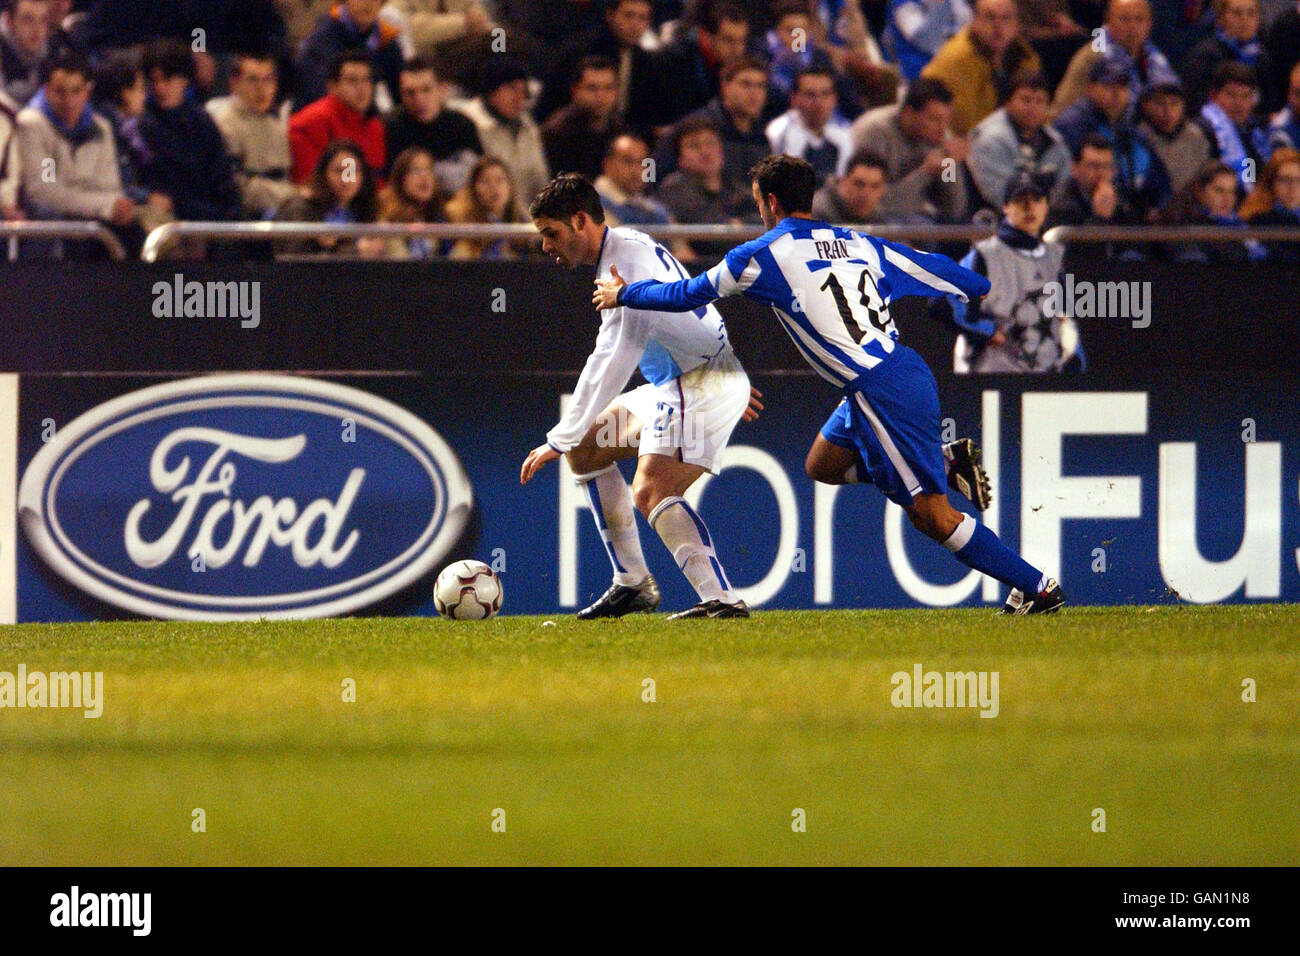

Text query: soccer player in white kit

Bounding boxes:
[520,174,759,619]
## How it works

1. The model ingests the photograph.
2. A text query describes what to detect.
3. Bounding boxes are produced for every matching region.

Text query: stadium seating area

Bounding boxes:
[0,0,1298,261]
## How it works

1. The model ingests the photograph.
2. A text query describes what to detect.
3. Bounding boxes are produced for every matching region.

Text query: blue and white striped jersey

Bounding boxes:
[546,226,734,453]
[619,217,991,389]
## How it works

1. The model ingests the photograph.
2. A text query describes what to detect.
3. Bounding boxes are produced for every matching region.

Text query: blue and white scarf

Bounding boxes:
[1201,101,1251,188]
[1214,28,1261,66]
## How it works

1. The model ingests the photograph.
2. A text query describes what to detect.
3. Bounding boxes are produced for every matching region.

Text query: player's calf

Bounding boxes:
[904,493,964,542]
[910,493,1059,612]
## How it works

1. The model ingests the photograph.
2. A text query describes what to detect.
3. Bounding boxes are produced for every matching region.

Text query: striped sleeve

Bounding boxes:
[874,236,992,302]
[619,241,761,311]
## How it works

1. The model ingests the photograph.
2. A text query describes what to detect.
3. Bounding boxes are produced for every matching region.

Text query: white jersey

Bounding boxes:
[546,226,735,453]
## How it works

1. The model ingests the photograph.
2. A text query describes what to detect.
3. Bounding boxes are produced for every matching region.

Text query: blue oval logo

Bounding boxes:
[18,375,472,619]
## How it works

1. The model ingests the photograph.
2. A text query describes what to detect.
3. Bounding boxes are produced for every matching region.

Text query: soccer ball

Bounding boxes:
[434,559,503,619]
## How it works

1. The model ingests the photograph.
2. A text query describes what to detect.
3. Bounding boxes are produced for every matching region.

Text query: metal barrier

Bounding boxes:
[1,221,127,260]
[140,221,1002,261]
[1043,224,1300,243]
[4,219,1290,262]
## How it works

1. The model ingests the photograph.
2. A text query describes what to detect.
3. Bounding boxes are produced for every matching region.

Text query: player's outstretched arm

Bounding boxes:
[593,264,720,313]
[875,236,992,302]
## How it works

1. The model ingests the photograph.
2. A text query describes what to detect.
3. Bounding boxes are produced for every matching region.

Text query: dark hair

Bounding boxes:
[721,54,767,85]
[699,1,751,33]
[750,154,816,213]
[230,49,276,78]
[604,0,653,13]
[448,155,524,225]
[309,139,377,221]
[770,0,811,23]
[140,38,195,81]
[1191,159,1237,193]
[41,49,94,85]
[793,63,835,93]
[572,54,618,87]
[1005,71,1050,99]
[477,55,530,96]
[380,146,444,222]
[398,55,440,81]
[92,49,140,104]
[1162,158,1238,223]
[843,149,888,177]
[529,172,607,223]
[902,76,953,111]
[1210,61,1258,93]
[329,49,374,83]
[1074,133,1114,160]
[672,115,723,159]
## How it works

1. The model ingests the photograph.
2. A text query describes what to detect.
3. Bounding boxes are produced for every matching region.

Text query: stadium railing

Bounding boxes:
[133,221,1300,261]
[1042,224,1300,243]
[139,221,1000,261]
[1,221,127,260]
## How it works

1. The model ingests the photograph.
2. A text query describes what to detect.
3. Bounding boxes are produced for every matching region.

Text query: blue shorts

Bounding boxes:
[819,345,948,507]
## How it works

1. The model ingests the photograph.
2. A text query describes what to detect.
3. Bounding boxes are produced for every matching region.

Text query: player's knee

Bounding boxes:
[805,451,838,484]
[565,447,600,476]
[631,478,659,517]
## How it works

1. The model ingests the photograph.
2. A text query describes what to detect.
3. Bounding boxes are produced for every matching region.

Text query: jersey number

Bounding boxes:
[819,270,892,342]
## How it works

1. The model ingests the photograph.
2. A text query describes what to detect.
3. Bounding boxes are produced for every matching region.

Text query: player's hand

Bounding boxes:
[520,443,561,485]
[742,386,764,422]
[593,264,627,310]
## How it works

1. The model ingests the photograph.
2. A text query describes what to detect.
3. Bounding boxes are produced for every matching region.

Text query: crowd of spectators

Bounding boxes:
[0,0,1297,261]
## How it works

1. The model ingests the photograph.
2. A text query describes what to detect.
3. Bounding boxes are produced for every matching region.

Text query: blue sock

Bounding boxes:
[944,514,1045,595]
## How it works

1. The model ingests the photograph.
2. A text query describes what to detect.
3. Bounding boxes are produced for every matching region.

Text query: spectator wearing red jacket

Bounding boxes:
[289,49,385,184]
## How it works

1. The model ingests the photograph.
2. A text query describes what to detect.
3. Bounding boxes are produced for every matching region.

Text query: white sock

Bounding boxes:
[576,465,649,586]
[648,496,735,604]
[941,513,977,552]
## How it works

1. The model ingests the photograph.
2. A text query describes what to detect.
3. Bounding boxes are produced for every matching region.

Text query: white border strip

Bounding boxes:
[0,374,16,624]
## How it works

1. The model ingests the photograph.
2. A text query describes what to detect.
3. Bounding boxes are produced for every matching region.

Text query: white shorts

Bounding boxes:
[617,348,750,474]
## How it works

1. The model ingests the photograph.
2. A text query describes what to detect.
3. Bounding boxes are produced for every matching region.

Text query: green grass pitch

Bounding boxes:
[1,605,1297,866]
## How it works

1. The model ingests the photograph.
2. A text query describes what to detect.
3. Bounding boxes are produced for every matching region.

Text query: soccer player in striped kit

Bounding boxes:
[594,155,1064,614]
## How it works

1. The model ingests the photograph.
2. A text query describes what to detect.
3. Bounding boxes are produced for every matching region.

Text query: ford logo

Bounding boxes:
[18,374,472,619]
